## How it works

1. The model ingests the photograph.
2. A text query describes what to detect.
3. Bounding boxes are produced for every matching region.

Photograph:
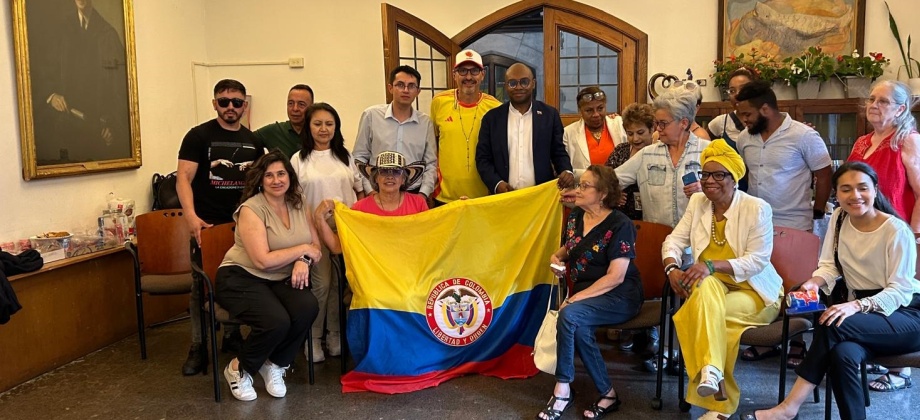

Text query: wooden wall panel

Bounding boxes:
[0,250,186,393]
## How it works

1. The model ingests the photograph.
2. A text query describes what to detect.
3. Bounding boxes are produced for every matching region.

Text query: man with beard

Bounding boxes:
[563,86,627,181]
[476,63,575,194]
[735,80,832,232]
[176,79,265,376]
[254,84,314,158]
[430,50,501,204]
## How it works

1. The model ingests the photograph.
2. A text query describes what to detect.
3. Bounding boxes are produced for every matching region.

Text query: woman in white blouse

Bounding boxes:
[291,103,365,363]
[745,161,920,420]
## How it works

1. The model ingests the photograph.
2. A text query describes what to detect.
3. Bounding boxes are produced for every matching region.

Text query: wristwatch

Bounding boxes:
[813,209,825,220]
[298,255,314,266]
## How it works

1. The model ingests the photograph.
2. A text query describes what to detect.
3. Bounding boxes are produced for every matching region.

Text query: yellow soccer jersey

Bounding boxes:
[430,90,501,203]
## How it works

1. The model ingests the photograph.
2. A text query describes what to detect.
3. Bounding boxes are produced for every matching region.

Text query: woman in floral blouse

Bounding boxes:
[536,165,643,420]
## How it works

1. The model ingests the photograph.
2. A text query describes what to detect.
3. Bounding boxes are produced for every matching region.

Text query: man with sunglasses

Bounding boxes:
[563,87,628,181]
[354,65,437,205]
[430,50,501,204]
[476,63,575,194]
[253,84,314,158]
[176,79,265,376]
[734,80,832,233]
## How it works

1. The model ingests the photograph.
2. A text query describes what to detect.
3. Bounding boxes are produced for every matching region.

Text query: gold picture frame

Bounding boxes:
[718,0,866,62]
[12,0,141,180]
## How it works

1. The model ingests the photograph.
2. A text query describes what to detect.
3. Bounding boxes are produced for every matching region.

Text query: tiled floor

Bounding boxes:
[1,322,916,419]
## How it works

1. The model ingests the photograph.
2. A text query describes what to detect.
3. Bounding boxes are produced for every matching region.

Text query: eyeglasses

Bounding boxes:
[653,120,676,129]
[216,97,245,108]
[576,182,597,191]
[454,67,482,76]
[392,82,419,92]
[578,91,606,103]
[865,96,894,107]
[377,168,405,177]
[506,78,532,89]
[699,171,732,181]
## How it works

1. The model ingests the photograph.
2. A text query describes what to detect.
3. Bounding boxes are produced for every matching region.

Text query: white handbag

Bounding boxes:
[533,280,563,375]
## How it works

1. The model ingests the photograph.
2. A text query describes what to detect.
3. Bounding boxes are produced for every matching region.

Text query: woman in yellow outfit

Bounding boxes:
[661,140,784,419]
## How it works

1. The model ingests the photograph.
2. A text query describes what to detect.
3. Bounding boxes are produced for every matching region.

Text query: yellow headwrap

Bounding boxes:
[701,139,746,182]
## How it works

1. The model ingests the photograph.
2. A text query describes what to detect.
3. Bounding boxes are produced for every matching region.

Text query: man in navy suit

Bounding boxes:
[476,63,575,194]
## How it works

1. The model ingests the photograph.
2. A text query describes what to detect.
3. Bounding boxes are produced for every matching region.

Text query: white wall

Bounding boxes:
[1,0,918,242]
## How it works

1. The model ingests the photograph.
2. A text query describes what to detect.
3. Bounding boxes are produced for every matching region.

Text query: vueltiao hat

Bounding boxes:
[357,151,425,190]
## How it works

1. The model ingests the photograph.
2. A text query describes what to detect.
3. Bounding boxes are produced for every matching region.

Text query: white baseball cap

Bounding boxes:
[454,49,483,69]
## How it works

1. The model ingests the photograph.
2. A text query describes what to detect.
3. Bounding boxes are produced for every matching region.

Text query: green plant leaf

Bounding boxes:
[886,1,913,78]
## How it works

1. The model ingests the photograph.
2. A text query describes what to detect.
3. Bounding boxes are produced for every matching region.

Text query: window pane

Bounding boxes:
[600,85,618,106]
[398,30,415,59]
[417,60,433,89]
[560,86,579,114]
[415,38,431,59]
[599,57,618,85]
[560,58,578,86]
[578,38,597,56]
[599,44,616,57]
[560,31,578,58]
[432,49,446,60]
[579,57,598,85]
[417,91,434,115]
[432,60,448,89]
[462,9,545,102]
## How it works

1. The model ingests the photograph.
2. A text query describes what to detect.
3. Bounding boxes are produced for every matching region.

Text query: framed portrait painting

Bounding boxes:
[718,0,865,61]
[11,0,141,180]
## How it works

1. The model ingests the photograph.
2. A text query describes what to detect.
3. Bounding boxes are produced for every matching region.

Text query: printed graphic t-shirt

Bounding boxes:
[178,119,265,224]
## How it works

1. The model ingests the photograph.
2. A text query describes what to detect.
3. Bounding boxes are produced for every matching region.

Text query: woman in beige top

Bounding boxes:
[215,150,323,401]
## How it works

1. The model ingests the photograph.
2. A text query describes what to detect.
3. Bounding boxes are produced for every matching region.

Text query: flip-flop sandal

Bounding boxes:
[786,341,807,369]
[740,345,781,361]
[868,372,913,392]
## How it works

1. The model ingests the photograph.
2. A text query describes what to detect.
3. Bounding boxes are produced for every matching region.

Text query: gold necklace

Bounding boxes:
[375,193,402,211]
[456,94,479,172]
[590,129,603,141]
[710,202,727,246]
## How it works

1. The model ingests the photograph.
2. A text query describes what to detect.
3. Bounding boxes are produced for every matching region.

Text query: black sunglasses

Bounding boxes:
[216,97,245,108]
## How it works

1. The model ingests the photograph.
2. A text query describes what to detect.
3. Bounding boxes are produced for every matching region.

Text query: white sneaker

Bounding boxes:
[258,361,288,398]
[307,338,325,363]
[326,332,342,357]
[223,363,257,401]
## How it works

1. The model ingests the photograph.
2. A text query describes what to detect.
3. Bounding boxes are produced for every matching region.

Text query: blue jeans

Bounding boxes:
[555,291,641,393]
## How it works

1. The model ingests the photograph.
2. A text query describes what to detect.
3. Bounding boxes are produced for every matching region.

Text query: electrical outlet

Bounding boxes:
[696,79,707,87]
[288,57,304,68]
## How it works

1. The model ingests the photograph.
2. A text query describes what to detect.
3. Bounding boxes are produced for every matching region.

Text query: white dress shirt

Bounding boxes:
[507,103,535,189]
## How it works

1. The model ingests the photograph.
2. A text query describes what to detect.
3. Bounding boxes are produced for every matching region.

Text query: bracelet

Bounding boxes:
[704,259,715,275]
[664,263,679,276]
[298,255,314,266]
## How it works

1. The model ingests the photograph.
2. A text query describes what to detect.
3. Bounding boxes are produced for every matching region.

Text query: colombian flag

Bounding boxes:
[336,181,563,393]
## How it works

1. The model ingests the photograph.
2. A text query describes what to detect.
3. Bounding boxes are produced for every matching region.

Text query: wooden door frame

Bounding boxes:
[381,4,459,103]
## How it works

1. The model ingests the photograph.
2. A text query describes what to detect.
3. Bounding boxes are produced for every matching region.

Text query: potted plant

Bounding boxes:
[782,46,836,99]
[710,49,776,101]
[885,1,920,95]
[835,50,889,98]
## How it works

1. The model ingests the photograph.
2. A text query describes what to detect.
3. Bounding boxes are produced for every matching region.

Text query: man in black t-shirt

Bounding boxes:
[176,79,264,376]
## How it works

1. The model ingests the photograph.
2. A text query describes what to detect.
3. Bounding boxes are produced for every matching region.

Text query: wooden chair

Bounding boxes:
[739,227,821,404]
[125,209,192,360]
[194,223,315,402]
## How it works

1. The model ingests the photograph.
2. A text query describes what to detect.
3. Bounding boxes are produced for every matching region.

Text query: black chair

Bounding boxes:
[125,209,192,360]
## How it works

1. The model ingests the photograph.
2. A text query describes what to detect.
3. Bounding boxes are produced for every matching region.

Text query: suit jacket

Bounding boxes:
[563,115,627,180]
[476,101,573,193]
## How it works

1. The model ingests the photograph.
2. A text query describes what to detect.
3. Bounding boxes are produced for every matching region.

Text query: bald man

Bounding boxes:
[476,63,575,194]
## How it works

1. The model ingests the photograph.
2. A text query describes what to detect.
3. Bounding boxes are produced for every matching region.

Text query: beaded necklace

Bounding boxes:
[710,202,727,246]
[456,92,481,172]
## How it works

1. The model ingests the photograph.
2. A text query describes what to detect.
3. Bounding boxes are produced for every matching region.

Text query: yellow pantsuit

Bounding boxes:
[673,219,780,414]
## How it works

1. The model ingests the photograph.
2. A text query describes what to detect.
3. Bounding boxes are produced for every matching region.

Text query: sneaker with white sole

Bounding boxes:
[308,337,325,363]
[223,363,257,401]
[258,361,288,398]
[326,332,342,357]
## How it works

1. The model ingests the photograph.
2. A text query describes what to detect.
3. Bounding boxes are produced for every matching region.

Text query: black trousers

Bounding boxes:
[795,295,920,420]
[215,265,319,377]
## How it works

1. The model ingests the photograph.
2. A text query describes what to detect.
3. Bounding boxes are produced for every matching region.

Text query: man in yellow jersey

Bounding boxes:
[430,49,501,204]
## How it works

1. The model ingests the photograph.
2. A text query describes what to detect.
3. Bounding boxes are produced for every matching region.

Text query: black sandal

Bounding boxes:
[535,395,572,420]
[740,345,781,361]
[583,393,621,419]
[786,340,807,369]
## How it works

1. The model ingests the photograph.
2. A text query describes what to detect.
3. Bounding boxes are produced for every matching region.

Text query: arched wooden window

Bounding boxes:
[382,0,648,126]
